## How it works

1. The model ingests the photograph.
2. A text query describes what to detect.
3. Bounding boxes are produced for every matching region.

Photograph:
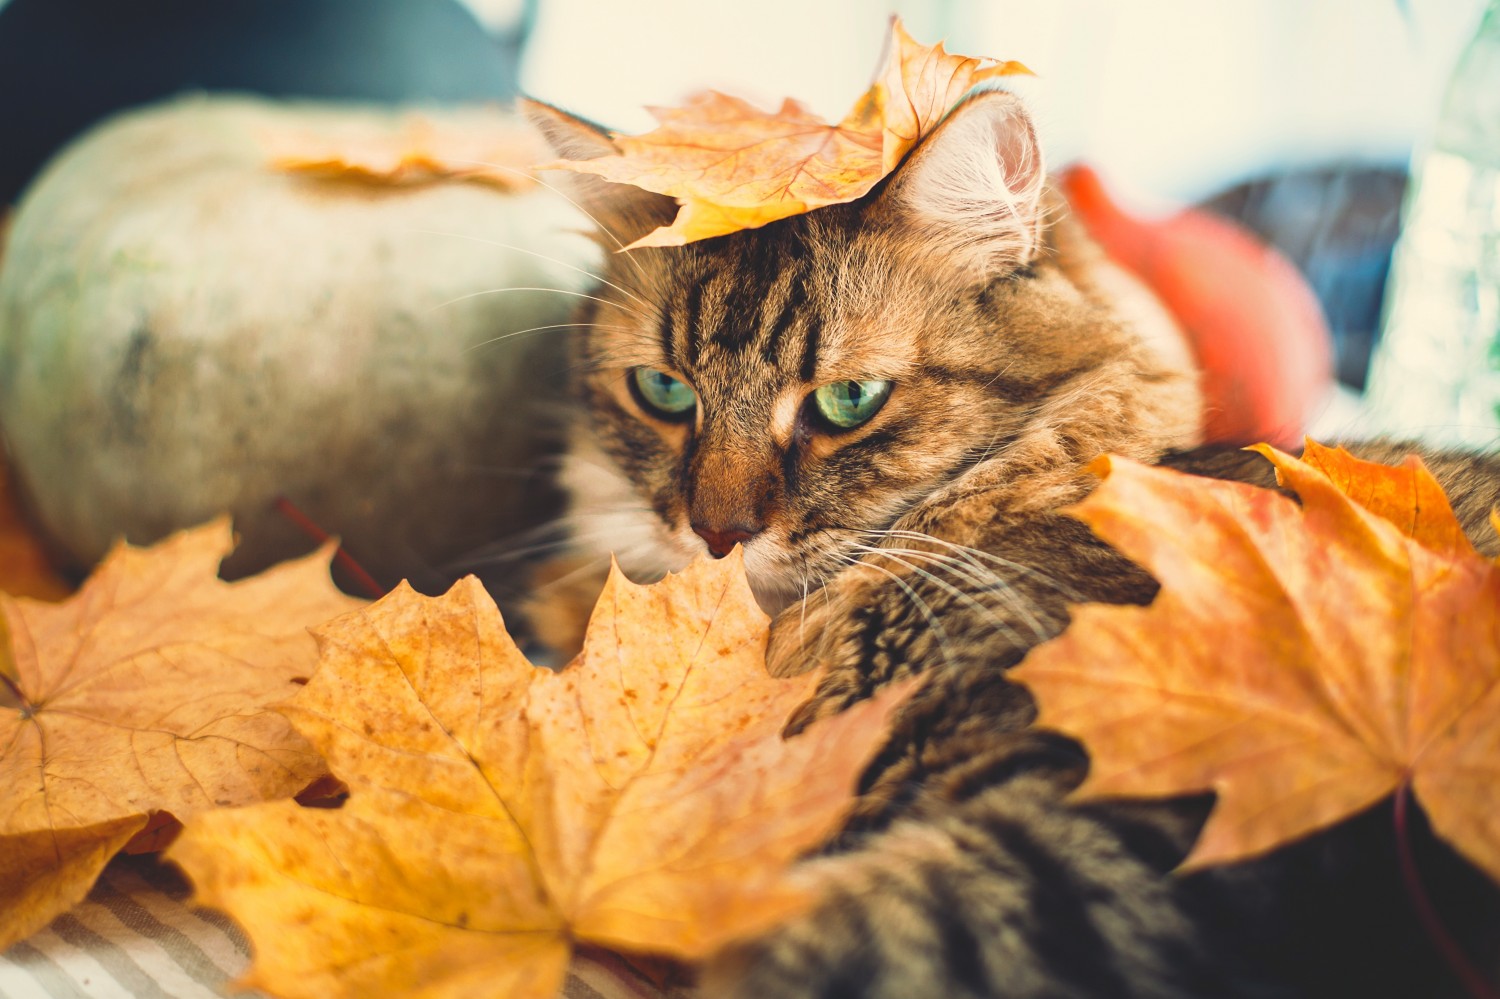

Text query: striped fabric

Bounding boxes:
[1,857,686,999]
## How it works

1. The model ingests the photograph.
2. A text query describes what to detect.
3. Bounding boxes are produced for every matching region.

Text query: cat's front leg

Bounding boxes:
[700,777,1230,999]
[767,507,1144,732]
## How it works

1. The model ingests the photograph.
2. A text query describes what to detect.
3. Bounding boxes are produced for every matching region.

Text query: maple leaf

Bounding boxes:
[0,520,362,951]
[266,110,545,190]
[1010,444,1500,883]
[547,18,1030,248]
[169,552,907,999]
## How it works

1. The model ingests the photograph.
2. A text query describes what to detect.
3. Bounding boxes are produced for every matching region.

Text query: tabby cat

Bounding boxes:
[523,90,1500,998]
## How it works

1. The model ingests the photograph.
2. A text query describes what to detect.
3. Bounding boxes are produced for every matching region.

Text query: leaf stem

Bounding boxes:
[1394,783,1498,999]
[271,497,386,600]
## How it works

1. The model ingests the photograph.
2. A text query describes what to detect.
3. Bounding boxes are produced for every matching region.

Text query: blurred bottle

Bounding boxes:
[1365,0,1500,447]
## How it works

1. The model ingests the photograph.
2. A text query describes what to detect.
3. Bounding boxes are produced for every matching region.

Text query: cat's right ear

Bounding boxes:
[521,98,678,248]
[880,89,1046,277]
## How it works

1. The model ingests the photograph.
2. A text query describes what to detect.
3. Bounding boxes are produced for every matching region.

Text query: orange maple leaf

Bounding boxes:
[266,109,544,190]
[0,520,361,950]
[1010,444,1500,883]
[547,18,1030,248]
[169,552,907,999]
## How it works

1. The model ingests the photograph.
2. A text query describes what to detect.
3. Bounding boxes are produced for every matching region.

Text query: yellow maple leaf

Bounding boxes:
[1010,444,1500,883]
[0,520,361,951]
[168,552,907,999]
[546,18,1030,248]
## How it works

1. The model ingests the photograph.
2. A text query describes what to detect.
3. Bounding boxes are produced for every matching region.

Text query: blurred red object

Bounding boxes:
[1060,163,1334,448]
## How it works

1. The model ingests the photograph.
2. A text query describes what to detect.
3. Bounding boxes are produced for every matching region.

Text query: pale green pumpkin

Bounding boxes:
[0,95,595,591]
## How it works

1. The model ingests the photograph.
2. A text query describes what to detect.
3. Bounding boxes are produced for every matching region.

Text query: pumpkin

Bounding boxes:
[0,94,595,593]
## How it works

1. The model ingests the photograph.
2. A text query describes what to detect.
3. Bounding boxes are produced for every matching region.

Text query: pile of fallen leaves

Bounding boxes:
[3,439,1498,998]
[0,479,905,995]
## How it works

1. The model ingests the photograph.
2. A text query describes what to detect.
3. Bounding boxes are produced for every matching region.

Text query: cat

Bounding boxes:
[523,89,1500,998]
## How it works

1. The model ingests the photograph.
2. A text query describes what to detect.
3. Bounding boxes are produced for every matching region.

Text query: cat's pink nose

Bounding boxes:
[691,523,758,559]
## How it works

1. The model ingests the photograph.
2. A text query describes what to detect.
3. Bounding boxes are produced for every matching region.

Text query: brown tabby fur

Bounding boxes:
[524,91,1500,998]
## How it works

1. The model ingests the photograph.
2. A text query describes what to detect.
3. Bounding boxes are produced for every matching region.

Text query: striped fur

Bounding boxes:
[527,94,1500,998]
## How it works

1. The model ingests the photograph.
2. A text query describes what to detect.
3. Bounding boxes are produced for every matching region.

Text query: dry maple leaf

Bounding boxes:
[0,519,362,951]
[546,18,1029,248]
[169,552,908,999]
[267,109,545,190]
[1010,444,1500,883]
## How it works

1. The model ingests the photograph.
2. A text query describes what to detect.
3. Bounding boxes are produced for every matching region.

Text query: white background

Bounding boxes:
[519,0,1488,206]
[0,0,1485,205]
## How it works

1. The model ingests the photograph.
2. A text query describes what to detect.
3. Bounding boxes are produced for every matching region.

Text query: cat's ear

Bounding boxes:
[881,89,1046,275]
[521,98,678,246]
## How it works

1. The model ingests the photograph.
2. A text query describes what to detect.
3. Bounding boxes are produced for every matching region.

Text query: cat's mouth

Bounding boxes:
[665,521,829,617]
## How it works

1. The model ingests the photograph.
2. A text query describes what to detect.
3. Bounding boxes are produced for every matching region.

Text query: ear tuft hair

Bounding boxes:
[521,98,677,248]
[884,90,1046,276]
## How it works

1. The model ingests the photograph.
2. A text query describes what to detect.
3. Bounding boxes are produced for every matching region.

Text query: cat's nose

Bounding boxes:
[691,522,759,559]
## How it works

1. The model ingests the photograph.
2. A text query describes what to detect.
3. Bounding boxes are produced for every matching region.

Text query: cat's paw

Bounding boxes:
[766,566,910,734]
[768,561,957,735]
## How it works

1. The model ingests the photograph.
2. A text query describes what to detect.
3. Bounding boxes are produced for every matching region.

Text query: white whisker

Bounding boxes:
[835,553,957,673]
[431,157,653,284]
[464,321,640,354]
[405,228,655,314]
[429,286,650,321]
[851,544,1033,647]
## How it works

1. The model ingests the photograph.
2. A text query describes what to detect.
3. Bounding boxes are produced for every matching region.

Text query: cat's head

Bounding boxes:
[528,91,1201,613]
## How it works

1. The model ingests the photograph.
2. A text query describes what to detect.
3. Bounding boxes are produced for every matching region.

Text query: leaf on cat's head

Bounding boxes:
[0,520,361,952]
[541,17,1030,248]
[169,551,912,999]
[1011,442,1500,884]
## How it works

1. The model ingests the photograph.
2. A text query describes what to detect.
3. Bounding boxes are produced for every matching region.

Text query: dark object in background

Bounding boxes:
[0,0,530,205]
[1205,167,1408,390]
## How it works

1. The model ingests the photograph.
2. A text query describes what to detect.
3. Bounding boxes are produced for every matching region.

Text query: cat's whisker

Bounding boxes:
[405,228,656,314]
[870,529,1083,601]
[888,547,1047,644]
[465,321,641,355]
[429,286,651,323]
[798,569,811,650]
[833,552,958,674]
[460,512,658,567]
[430,157,654,285]
[849,544,1032,647]
[523,549,624,598]
[857,541,1004,592]
[850,530,1059,642]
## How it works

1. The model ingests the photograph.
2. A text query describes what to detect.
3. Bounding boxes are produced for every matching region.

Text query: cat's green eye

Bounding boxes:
[811,379,893,430]
[630,366,697,420]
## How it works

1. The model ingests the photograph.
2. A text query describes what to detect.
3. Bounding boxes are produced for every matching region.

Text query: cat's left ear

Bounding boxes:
[521,97,679,246]
[880,89,1045,275]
